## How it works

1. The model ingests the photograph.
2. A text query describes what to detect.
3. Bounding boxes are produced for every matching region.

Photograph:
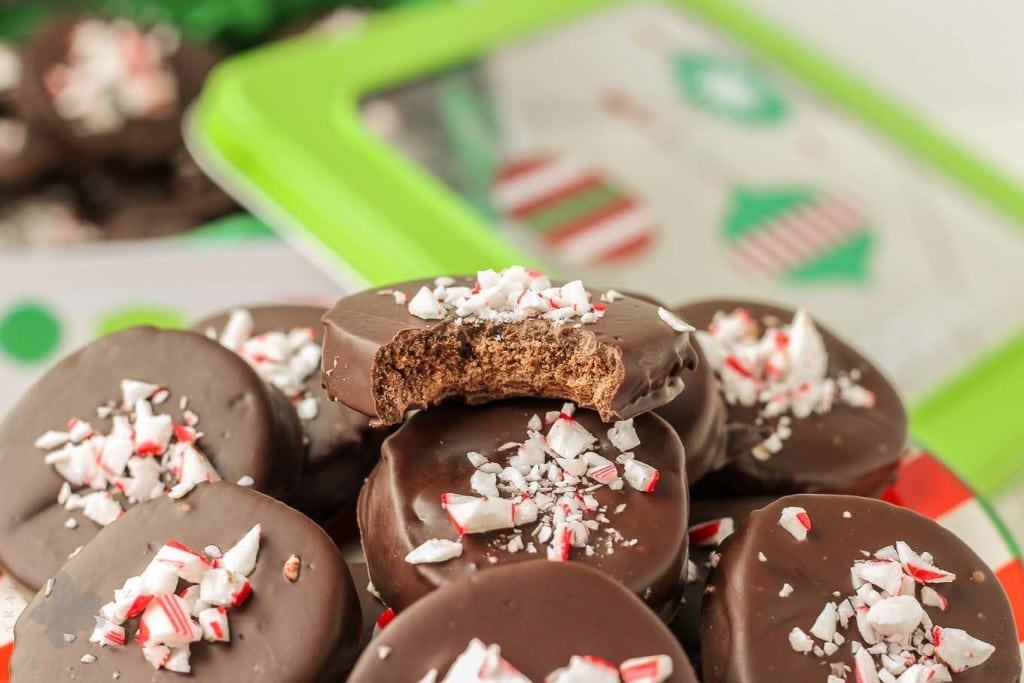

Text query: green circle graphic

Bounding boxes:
[0,301,61,363]
[675,54,788,126]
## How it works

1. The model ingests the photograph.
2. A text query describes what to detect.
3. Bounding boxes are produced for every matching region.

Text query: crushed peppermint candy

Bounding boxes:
[784,537,995,681]
[437,406,660,564]
[423,639,673,683]
[45,19,181,135]
[697,308,874,460]
[399,267,613,326]
[209,309,322,421]
[688,518,735,548]
[778,506,812,542]
[88,524,261,674]
[34,380,221,527]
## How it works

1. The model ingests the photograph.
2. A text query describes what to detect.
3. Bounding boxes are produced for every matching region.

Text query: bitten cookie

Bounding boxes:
[322,267,696,425]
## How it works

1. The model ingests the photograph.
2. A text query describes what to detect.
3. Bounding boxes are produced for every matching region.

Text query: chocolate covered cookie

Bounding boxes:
[16,16,217,168]
[358,398,689,619]
[349,561,698,682]
[12,481,362,681]
[0,326,305,593]
[656,334,730,484]
[679,300,908,497]
[195,305,381,520]
[702,495,1022,682]
[322,267,696,425]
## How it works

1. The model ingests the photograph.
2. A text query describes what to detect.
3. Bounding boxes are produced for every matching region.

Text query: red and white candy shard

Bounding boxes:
[46,19,180,135]
[89,525,261,673]
[623,459,660,493]
[546,655,619,683]
[438,639,530,683]
[778,506,812,541]
[688,517,735,548]
[35,379,224,527]
[618,654,674,683]
[439,402,659,564]
[212,308,323,421]
[433,641,673,683]
[396,267,623,327]
[657,307,695,333]
[786,536,993,681]
[697,307,874,459]
[405,538,464,565]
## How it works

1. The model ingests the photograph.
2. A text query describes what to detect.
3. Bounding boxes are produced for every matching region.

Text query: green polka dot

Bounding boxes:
[0,302,62,364]
[96,306,187,337]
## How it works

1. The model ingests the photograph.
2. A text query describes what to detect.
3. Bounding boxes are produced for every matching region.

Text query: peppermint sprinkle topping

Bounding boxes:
[34,380,221,527]
[400,267,611,326]
[784,535,994,681]
[778,506,812,542]
[45,19,181,134]
[697,308,874,460]
[89,525,262,674]
[426,639,673,683]
[438,406,659,564]
[211,309,322,421]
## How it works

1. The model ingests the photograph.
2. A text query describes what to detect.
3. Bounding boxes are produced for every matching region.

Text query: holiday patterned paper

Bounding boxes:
[366,2,1024,400]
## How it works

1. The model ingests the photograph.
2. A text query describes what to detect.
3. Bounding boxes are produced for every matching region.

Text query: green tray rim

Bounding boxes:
[191,0,1024,494]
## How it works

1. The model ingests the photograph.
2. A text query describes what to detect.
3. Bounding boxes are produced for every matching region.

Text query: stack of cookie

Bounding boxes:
[0,15,234,246]
[0,265,1020,682]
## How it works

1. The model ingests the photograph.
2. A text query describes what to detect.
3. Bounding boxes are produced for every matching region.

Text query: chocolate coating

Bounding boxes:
[11,482,362,682]
[348,562,388,652]
[16,17,218,168]
[681,299,908,497]
[670,496,777,669]
[349,561,698,682]
[702,494,1022,682]
[194,305,381,520]
[322,277,696,424]
[656,335,730,484]
[0,327,304,593]
[358,399,689,618]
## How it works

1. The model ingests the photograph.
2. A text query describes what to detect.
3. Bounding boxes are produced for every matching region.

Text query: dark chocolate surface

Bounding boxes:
[681,299,908,497]
[702,495,1022,682]
[194,305,380,519]
[358,398,689,618]
[670,496,777,669]
[322,277,696,424]
[348,562,388,653]
[11,482,362,682]
[0,327,304,592]
[656,335,730,484]
[16,17,217,168]
[349,561,699,682]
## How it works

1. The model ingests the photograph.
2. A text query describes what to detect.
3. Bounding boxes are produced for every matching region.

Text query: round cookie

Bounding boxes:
[655,333,730,484]
[194,305,381,520]
[358,398,689,619]
[0,326,305,593]
[680,299,908,497]
[670,496,777,669]
[702,494,1022,682]
[16,16,218,168]
[349,561,699,682]
[322,268,697,425]
[11,481,362,682]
